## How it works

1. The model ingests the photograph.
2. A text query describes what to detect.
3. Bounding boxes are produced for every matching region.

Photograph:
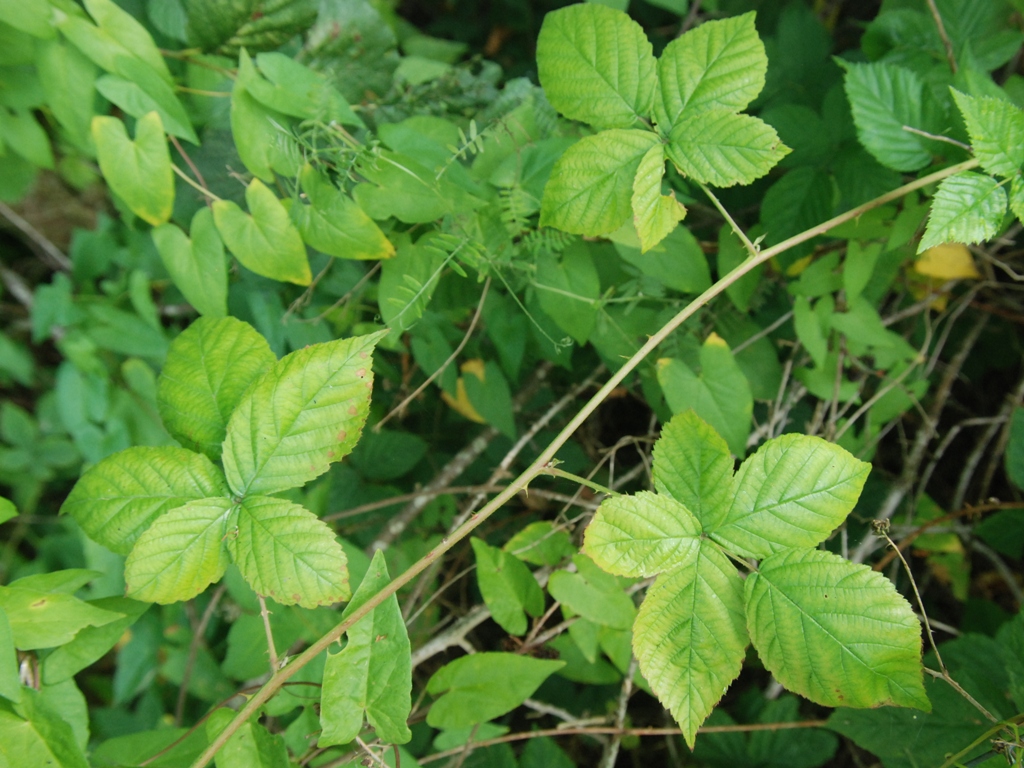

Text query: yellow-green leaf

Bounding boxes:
[91,112,174,226]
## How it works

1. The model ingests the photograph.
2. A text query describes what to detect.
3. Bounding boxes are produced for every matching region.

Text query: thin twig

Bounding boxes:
[175,585,226,726]
[0,201,72,271]
[599,656,638,768]
[925,0,958,73]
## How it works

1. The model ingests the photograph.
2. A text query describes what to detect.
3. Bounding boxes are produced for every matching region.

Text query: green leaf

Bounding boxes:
[42,598,149,685]
[614,223,711,294]
[534,241,600,346]
[471,538,544,636]
[425,653,564,729]
[352,150,453,224]
[290,164,394,261]
[378,235,446,333]
[652,410,734,530]
[711,434,869,559]
[547,554,636,629]
[536,4,657,129]
[841,60,945,172]
[91,112,174,226]
[243,52,363,127]
[186,0,317,55]
[631,144,687,252]
[124,498,234,604]
[951,89,1024,178]
[657,334,752,457]
[319,550,411,747]
[157,317,275,461]
[655,12,767,130]
[0,0,55,39]
[95,56,198,144]
[462,360,516,439]
[504,522,576,567]
[212,178,312,286]
[541,130,660,236]
[204,708,290,768]
[227,496,350,608]
[583,491,701,578]
[718,224,761,312]
[221,331,383,496]
[61,446,230,555]
[35,38,96,151]
[0,608,20,702]
[634,541,747,747]
[0,108,54,169]
[843,240,882,305]
[229,70,287,183]
[0,587,123,650]
[1006,407,1024,489]
[0,497,14,525]
[0,689,89,768]
[151,207,228,318]
[746,548,929,710]
[666,110,789,188]
[83,0,172,83]
[918,171,1007,252]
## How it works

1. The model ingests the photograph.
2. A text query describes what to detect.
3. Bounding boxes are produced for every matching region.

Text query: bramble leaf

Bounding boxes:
[631,144,686,252]
[745,549,929,710]
[157,317,276,461]
[634,542,747,747]
[151,207,228,319]
[710,434,870,558]
[951,90,1024,178]
[541,130,659,235]
[91,112,173,226]
[227,496,350,608]
[667,109,789,188]
[547,554,636,630]
[212,178,312,286]
[320,550,412,746]
[222,331,383,496]
[583,491,700,578]
[918,172,1007,253]
[655,12,767,130]
[426,653,564,729]
[472,538,545,636]
[652,410,734,530]
[536,4,657,129]
[124,498,234,604]
[61,447,229,555]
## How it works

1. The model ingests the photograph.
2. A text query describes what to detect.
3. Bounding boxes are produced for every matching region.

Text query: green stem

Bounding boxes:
[937,713,1024,768]
[540,466,618,497]
[189,156,980,768]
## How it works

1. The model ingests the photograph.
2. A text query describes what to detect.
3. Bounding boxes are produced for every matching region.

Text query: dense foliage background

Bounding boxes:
[2,0,1024,766]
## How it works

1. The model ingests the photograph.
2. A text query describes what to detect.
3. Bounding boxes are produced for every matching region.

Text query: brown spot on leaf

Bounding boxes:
[348,405,358,415]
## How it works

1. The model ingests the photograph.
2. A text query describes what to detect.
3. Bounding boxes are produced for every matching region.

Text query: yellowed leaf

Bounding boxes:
[441,360,487,424]
[914,243,980,280]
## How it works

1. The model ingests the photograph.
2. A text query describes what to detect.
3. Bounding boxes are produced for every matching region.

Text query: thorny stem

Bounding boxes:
[540,465,618,497]
[258,595,279,673]
[189,157,981,768]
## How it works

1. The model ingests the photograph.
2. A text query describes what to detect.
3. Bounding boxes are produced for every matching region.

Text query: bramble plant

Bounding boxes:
[2,1,1024,767]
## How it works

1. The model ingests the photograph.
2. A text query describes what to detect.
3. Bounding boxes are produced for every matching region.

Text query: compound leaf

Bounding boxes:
[320,550,411,747]
[151,207,228,319]
[918,171,1007,253]
[221,331,383,496]
[652,410,735,531]
[583,491,701,578]
[536,4,657,129]
[631,144,687,252]
[951,90,1024,178]
[711,434,869,559]
[157,317,276,461]
[634,542,747,747]
[541,129,659,236]
[426,653,564,729]
[655,12,767,130]
[91,112,173,226]
[124,498,234,604]
[213,178,312,286]
[61,446,229,555]
[667,109,789,188]
[745,548,929,710]
[471,538,545,636]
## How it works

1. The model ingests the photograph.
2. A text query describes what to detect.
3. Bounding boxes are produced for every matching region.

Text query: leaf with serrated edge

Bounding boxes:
[320,550,411,747]
[536,4,656,129]
[746,549,929,710]
[951,90,1024,179]
[667,109,789,188]
[632,144,686,252]
[655,12,767,130]
[91,112,173,226]
[212,178,312,286]
[918,172,1007,253]
[652,410,734,531]
[60,447,229,555]
[124,498,234,604]
[584,491,700,578]
[471,538,545,635]
[157,317,276,461]
[541,130,659,236]
[227,496,350,608]
[1011,177,1024,224]
[710,434,869,559]
[634,542,747,747]
[222,331,383,496]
